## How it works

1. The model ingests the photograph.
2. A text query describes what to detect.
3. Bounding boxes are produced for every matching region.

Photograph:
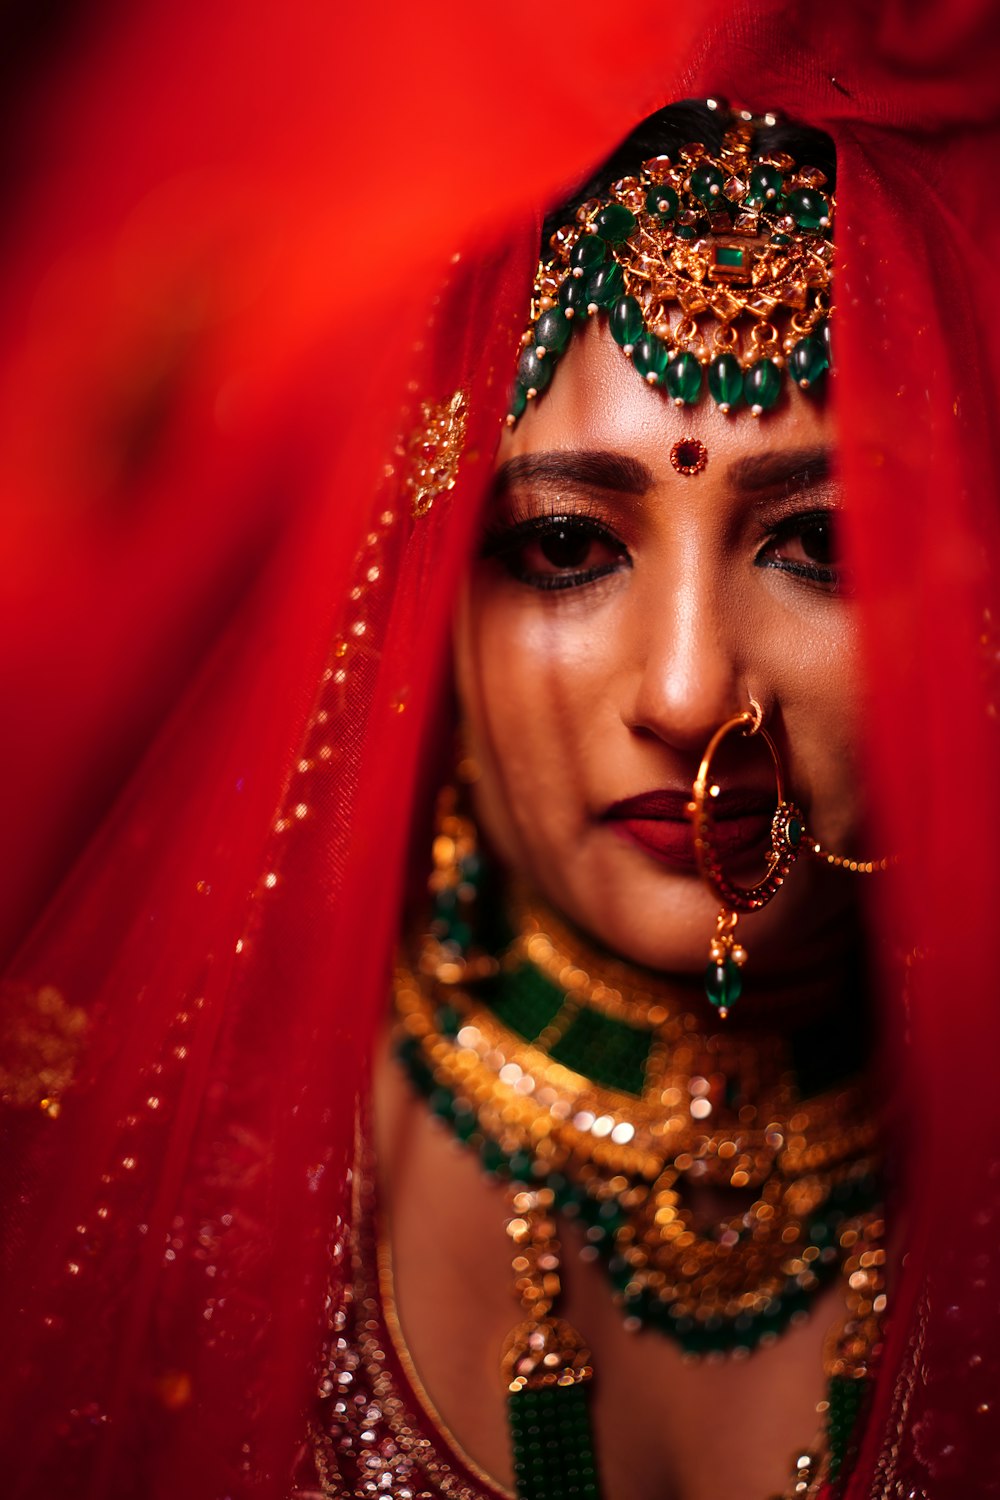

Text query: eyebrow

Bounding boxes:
[492,450,654,497]
[725,445,833,493]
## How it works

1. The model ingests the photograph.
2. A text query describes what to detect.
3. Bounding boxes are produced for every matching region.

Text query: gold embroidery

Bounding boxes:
[0,980,87,1115]
[405,389,467,517]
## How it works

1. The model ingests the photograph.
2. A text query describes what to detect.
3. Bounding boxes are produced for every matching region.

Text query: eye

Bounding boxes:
[482,512,630,591]
[757,509,844,590]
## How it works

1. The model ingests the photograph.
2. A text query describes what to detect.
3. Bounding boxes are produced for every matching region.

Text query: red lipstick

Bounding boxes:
[602,788,775,873]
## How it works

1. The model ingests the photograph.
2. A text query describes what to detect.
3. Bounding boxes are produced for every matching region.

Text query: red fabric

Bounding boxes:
[1,2,999,1496]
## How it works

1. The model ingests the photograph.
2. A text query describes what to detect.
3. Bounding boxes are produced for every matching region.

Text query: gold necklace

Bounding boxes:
[397,893,882,1353]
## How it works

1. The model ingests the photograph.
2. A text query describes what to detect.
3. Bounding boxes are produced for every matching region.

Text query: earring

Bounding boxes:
[686,699,804,1017]
[687,698,894,1018]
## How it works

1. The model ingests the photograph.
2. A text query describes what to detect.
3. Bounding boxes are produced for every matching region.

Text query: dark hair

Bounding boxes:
[540,98,837,255]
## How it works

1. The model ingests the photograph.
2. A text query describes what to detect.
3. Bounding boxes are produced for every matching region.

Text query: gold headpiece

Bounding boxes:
[509,110,834,423]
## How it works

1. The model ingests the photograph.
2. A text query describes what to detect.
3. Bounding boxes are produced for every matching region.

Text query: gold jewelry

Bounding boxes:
[395,892,881,1355]
[688,701,895,1015]
[509,110,834,425]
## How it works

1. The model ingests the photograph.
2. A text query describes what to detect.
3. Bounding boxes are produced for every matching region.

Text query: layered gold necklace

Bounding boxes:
[392,803,886,1497]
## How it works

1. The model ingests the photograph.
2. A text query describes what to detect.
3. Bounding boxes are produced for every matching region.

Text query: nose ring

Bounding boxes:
[686,700,894,1018]
[686,702,804,1017]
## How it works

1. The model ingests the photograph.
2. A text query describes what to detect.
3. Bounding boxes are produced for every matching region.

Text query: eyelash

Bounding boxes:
[481,505,843,593]
[757,509,841,589]
[481,505,631,591]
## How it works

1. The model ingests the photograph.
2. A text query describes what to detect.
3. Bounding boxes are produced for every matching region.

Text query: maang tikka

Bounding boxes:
[687,699,894,1017]
[508,106,834,427]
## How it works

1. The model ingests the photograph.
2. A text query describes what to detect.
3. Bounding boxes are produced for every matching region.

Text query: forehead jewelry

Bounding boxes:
[508,108,833,427]
[688,698,894,1017]
[670,437,708,475]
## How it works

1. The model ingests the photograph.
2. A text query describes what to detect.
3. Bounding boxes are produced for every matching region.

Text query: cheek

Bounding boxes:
[454,581,623,846]
[764,604,865,837]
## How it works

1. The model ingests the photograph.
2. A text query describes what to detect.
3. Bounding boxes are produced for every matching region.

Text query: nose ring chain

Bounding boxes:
[686,698,893,1017]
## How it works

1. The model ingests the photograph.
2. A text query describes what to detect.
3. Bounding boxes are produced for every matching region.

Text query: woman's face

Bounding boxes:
[455,319,865,981]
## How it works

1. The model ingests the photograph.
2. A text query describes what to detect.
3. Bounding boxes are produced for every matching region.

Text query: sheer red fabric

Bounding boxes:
[1,2,999,1496]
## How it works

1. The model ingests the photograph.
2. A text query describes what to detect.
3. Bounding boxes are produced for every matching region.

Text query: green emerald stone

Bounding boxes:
[534,307,572,355]
[645,183,678,219]
[632,331,668,385]
[705,956,743,1013]
[769,231,791,245]
[713,244,745,268]
[665,350,702,405]
[586,260,624,308]
[746,162,784,206]
[610,294,643,349]
[673,223,697,240]
[558,276,590,318]
[689,164,725,204]
[744,358,782,412]
[789,334,829,389]
[595,202,636,242]
[708,353,743,409]
[570,235,606,272]
[488,962,564,1042]
[517,346,553,395]
[785,187,830,230]
[786,814,803,847]
[508,382,527,420]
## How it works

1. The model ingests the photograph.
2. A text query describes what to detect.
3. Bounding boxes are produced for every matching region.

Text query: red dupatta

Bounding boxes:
[1,2,999,1496]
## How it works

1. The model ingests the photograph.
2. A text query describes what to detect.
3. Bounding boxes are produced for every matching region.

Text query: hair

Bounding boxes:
[540,98,837,255]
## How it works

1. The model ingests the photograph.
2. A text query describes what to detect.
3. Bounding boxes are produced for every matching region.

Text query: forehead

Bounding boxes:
[499,319,834,479]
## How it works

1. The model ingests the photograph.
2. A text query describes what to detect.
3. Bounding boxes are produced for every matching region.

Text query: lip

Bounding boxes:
[602,787,776,873]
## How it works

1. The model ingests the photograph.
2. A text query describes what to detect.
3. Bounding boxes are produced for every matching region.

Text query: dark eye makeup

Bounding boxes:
[755,508,843,589]
[481,497,845,594]
[480,506,631,591]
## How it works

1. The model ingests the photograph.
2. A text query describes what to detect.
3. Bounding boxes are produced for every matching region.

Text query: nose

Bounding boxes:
[622,555,745,757]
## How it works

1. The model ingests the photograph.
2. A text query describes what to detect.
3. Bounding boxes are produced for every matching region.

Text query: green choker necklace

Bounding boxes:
[395,796,886,1498]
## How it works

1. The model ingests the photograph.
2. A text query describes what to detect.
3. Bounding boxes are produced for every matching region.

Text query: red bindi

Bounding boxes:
[670,438,708,476]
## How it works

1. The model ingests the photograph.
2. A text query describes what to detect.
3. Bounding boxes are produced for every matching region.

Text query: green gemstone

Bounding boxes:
[645,183,678,219]
[550,1006,651,1096]
[713,244,745,268]
[744,358,782,413]
[488,961,564,1041]
[429,1086,454,1120]
[689,164,725,204]
[705,956,743,1013]
[480,1138,507,1174]
[673,223,697,241]
[517,346,552,396]
[435,1003,461,1037]
[508,382,527,421]
[585,260,624,309]
[707,353,743,409]
[769,231,791,245]
[665,351,702,405]
[534,307,572,356]
[789,334,829,389]
[594,202,636,242]
[785,187,830,230]
[570,235,606,272]
[610,295,643,350]
[632,331,668,385]
[558,276,590,319]
[746,162,784,206]
[786,814,803,847]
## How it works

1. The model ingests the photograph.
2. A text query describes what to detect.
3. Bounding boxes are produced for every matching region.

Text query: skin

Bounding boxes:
[376,317,873,1500]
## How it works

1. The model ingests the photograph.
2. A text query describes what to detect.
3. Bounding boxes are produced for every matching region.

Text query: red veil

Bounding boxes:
[1,2,999,1495]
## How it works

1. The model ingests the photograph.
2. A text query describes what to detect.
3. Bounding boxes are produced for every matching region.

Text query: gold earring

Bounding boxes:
[687,698,895,1017]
